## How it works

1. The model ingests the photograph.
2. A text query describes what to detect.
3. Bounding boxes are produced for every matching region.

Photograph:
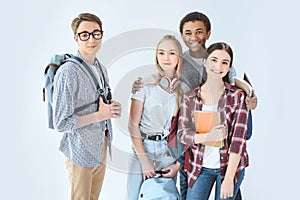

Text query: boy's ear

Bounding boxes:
[206,31,211,40]
[74,35,78,42]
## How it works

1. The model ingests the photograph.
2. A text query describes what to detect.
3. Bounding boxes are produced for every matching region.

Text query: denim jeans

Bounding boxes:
[186,167,245,200]
[235,189,242,200]
[126,139,176,200]
[180,168,243,200]
[179,167,188,200]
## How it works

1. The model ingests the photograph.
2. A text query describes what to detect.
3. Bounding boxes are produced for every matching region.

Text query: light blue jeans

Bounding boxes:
[186,167,245,200]
[126,139,176,200]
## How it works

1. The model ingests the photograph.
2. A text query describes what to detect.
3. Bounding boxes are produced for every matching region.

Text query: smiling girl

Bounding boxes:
[178,42,249,200]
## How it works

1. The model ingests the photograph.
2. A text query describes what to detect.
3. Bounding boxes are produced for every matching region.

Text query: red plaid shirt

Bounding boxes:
[178,83,249,188]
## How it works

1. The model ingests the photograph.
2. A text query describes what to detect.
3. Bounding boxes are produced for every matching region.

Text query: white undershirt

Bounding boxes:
[202,104,220,169]
[90,64,104,88]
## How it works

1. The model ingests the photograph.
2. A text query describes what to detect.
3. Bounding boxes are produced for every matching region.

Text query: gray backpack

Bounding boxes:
[43,54,111,129]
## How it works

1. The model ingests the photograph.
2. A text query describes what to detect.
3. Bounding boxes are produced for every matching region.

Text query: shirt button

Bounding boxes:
[221,157,223,160]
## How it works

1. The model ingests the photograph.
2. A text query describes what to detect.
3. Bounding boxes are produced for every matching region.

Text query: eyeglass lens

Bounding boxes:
[77,30,103,41]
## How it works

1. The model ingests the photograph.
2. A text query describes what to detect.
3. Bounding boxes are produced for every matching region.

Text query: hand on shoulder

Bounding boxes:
[131,77,144,94]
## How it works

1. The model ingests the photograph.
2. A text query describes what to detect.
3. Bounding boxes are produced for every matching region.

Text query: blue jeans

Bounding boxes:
[186,167,245,200]
[179,167,242,200]
[126,139,176,200]
[235,189,242,200]
[179,167,188,200]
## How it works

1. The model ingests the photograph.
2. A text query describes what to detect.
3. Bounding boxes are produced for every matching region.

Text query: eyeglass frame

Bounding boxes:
[76,29,104,41]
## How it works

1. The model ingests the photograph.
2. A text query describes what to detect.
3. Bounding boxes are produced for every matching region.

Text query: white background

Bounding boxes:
[0,0,299,199]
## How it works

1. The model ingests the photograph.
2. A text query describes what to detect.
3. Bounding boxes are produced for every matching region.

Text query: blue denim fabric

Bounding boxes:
[127,139,176,200]
[235,189,242,200]
[186,168,245,200]
[179,169,242,200]
[179,167,188,200]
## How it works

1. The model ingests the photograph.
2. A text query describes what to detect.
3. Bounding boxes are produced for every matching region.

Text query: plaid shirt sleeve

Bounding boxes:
[217,87,249,182]
[226,89,248,156]
[177,91,197,145]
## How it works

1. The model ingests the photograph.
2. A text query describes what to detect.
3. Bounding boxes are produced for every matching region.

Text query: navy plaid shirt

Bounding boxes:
[177,82,249,188]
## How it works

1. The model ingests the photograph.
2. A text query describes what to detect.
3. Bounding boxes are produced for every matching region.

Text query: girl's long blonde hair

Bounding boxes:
[154,35,184,114]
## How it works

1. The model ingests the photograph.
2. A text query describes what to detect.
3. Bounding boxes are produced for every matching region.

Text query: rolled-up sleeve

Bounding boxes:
[228,91,248,156]
[53,63,80,133]
[177,94,196,145]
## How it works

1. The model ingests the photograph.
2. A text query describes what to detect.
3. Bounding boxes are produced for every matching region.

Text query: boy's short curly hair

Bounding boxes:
[179,11,211,34]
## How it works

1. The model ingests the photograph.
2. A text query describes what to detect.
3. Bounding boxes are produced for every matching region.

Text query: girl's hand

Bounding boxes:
[141,159,156,180]
[131,77,144,94]
[161,161,181,178]
[220,178,234,199]
[206,125,226,142]
[194,125,226,144]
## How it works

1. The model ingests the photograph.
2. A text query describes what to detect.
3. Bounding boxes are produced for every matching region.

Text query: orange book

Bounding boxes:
[193,111,223,148]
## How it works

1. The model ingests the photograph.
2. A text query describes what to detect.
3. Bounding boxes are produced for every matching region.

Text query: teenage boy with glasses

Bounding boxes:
[52,13,122,200]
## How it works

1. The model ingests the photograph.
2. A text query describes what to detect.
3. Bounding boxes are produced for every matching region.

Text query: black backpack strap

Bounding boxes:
[74,101,98,113]
[95,59,112,101]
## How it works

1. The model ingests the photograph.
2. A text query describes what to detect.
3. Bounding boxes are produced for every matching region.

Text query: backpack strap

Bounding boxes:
[246,110,253,140]
[70,56,112,142]
[69,56,100,89]
[66,55,109,112]
[95,58,112,101]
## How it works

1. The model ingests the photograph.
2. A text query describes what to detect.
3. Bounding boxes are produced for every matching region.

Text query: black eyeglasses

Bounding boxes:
[76,30,103,41]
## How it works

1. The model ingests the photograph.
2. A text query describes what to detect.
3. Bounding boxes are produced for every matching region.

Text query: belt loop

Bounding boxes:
[155,135,160,141]
[105,129,109,136]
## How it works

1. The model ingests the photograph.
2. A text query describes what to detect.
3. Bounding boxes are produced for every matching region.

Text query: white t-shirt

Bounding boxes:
[131,76,176,135]
[90,64,104,88]
[202,104,220,169]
